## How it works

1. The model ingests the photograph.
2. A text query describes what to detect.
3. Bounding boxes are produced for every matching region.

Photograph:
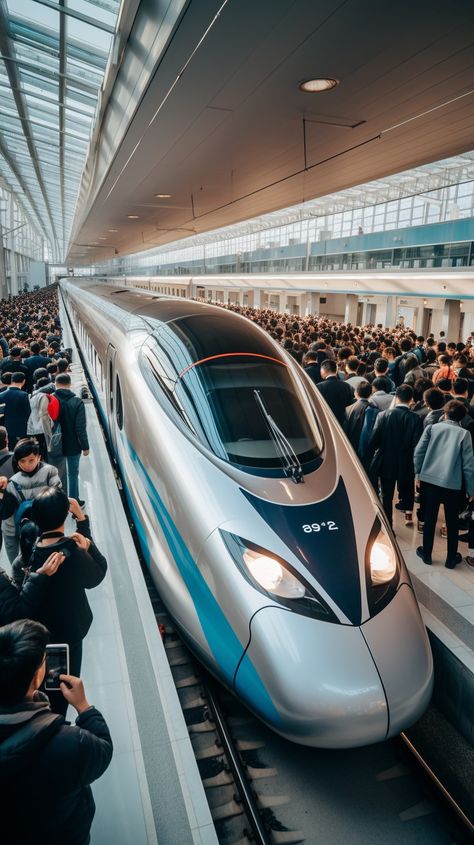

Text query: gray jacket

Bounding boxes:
[1,462,61,536]
[414,419,474,494]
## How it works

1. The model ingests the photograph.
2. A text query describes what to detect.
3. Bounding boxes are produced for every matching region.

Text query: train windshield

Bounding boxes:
[141,313,323,472]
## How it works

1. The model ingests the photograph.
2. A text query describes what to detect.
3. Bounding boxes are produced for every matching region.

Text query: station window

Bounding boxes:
[115,376,124,430]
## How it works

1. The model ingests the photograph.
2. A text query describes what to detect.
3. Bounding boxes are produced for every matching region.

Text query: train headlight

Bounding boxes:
[220,531,338,623]
[365,521,400,616]
[369,531,397,585]
[243,549,306,598]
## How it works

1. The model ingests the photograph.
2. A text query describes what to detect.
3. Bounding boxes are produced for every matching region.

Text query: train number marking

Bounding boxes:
[302,521,339,533]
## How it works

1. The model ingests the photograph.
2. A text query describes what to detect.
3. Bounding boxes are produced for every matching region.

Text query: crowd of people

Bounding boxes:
[0,286,111,844]
[223,302,474,570]
[1,286,473,841]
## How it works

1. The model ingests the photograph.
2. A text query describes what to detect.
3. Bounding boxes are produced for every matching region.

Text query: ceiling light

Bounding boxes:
[99,236,107,240]
[155,193,172,199]
[298,78,339,93]
[108,228,118,232]
[127,215,140,219]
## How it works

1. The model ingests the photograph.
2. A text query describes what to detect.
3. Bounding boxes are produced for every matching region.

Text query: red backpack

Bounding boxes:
[46,393,60,421]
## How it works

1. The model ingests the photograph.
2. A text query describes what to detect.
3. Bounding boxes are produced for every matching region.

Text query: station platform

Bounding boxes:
[59,314,218,845]
[395,513,474,670]
[0,304,218,844]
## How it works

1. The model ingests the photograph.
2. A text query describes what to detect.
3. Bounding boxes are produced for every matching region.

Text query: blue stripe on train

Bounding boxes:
[123,438,282,726]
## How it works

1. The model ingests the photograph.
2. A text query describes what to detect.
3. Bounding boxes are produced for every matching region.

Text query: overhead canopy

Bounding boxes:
[66,0,474,264]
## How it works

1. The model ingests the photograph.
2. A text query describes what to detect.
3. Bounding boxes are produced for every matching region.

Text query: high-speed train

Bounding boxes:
[60,279,433,748]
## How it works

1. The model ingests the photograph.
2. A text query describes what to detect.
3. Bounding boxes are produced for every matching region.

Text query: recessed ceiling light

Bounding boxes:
[98,236,107,240]
[298,78,339,93]
[108,228,118,232]
[127,215,140,219]
[155,193,172,199]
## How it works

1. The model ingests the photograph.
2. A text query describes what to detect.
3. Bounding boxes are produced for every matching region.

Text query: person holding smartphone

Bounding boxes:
[0,619,113,845]
[25,488,107,715]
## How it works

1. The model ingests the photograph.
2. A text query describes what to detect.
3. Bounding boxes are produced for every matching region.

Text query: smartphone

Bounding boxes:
[45,644,69,691]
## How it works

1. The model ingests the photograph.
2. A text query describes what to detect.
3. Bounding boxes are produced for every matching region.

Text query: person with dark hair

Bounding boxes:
[24,340,51,378]
[316,359,354,425]
[0,619,113,844]
[343,380,372,453]
[370,376,394,411]
[25,489,107,715]
[423,387,446,428]
[0,438,61,564]
[0,346,28,382]
[366,384,422,527]
[0,372,30,446]
[413,336,427,364]
[54,373,89,502]
[392,338,414,386]
[0,427,14,555]
[414,400,474,568]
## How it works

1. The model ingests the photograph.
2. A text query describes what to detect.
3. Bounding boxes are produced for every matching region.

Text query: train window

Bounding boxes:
[141,316,323,472]
[115,376,124,429]
[178,358,323,469]
[109,361,114,413]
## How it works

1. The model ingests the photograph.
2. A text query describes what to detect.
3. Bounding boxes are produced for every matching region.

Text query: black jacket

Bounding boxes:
[55,388,89,455]
[27,517,107,645]
[0,387,30,444]
[0,695,112,845]
[316,376,354,426]
[0,568,49,625]
[343,398,370,451]
[367,405,423,480]
[0,358,28,381]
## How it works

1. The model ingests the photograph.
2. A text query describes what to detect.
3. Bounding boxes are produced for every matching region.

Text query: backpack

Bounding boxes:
[46,393,60,421]
[392,353,409,387]
[11,481,34,538]
[48,418,62,458]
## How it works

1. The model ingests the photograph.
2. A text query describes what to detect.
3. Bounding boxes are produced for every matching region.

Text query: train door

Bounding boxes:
[106,343,117,452]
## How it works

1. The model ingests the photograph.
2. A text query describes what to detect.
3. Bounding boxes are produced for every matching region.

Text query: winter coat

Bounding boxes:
[414,419,474,494]
[27,389,53,445]
[27,516,107,645]
[54,388,89,455]
[0,387,30,444]
[0,567,49,625]
[0,462,61,537]
[367,405,423,480]
[316,376,354,426]
[0,695,112,845]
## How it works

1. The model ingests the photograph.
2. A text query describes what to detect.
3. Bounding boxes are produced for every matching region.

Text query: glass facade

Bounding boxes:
[87,153,474,278]
[0,0,120,269]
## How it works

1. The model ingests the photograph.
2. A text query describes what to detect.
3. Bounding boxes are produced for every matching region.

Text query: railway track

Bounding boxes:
[142,569,472,845]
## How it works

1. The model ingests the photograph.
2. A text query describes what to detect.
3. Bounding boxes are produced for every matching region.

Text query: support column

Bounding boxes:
[253,288,261,308]
[443,299,461,343]
[344,293,358,325]
[430,300,445,338]
[0,224,7,299]
[309,291,320,316]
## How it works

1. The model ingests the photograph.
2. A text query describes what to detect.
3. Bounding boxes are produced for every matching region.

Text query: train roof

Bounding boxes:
[67,281,218,324]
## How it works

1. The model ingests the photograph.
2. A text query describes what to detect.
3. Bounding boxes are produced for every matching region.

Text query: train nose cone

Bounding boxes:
[361,584,433,736]
[234,607,388,748]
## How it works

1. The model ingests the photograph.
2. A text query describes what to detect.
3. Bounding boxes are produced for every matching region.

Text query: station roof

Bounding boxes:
[1,1,474,265]
[0,0,120,261]
[66,0,474,264]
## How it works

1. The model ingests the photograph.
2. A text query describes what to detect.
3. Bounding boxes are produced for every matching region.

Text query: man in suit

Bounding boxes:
[315,359,354,426]
[367,384,422,527]
[0,373,31,446]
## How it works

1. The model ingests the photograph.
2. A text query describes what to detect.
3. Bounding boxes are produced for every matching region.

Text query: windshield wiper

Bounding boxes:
[254,390,304,484]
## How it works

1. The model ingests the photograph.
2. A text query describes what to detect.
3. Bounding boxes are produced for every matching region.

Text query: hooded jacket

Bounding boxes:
[54,388,89,456]
[0,693,112,845]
